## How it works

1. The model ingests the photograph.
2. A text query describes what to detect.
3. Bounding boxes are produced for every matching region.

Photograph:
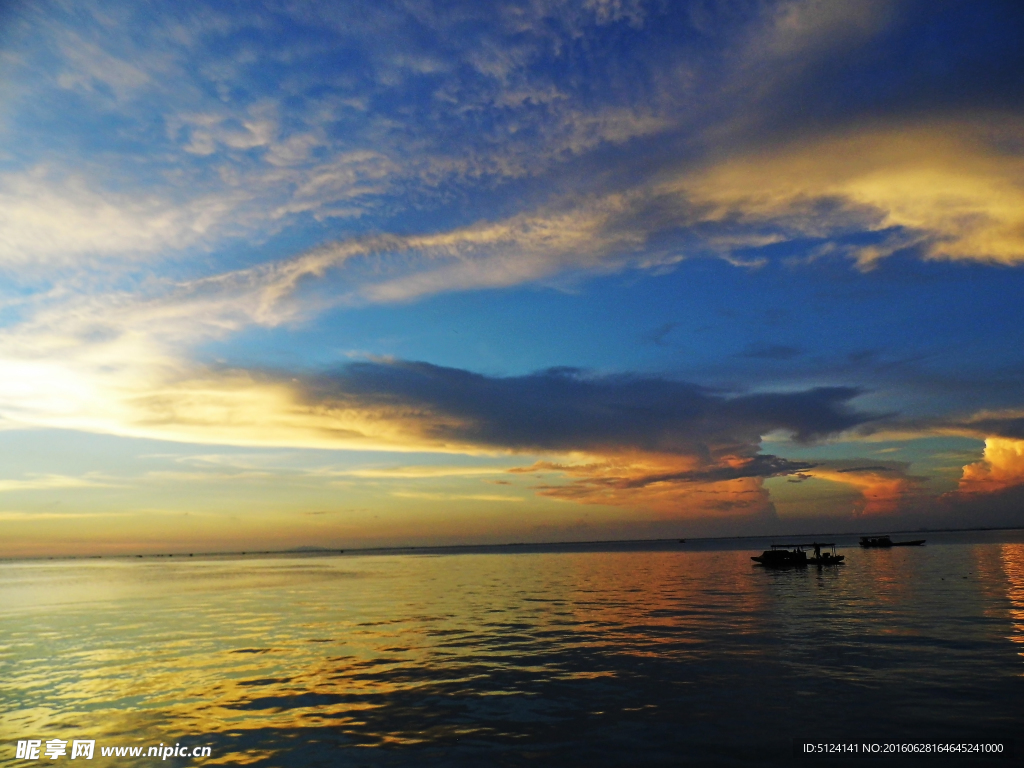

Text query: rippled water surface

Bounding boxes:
[3,532,1024,766]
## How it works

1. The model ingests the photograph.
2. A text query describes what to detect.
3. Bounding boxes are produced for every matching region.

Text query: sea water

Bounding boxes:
[2,531,1023,766]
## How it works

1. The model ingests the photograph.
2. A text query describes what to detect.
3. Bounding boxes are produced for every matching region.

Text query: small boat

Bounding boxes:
[752,544,808,567]
[807,542,844,566]
[859,536,926,548]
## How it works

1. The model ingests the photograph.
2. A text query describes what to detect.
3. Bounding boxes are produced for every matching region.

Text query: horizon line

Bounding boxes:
[3,524,1022,563]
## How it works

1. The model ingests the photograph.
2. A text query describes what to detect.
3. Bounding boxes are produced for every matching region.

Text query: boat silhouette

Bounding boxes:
[752,542,844,567]
[752,544,806,567]
[859,536,925,548]
[806,542,844,565]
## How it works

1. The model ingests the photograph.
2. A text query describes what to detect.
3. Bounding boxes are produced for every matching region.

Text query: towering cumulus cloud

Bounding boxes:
[959,438,1024,495]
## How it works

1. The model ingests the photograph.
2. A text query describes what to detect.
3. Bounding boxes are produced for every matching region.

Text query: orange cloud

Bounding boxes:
[514,451,781,518]
[799,464,920,516]
[958,438,1024,494]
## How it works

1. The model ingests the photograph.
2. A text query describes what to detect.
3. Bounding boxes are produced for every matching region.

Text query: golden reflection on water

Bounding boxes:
[2,552,765,763]
[853,543,934,609]
[562,550,767,657]
[998,544,1024,655]
[3,541,1024,766]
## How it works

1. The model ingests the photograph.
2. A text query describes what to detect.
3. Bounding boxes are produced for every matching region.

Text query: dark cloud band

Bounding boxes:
[303,360,874,456]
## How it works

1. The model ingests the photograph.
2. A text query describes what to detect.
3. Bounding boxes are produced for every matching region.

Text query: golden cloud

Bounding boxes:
[958,437,1024,494]
[674,118,1024,266]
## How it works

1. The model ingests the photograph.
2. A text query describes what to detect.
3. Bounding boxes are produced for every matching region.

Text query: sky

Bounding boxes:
[2,0,1024,556]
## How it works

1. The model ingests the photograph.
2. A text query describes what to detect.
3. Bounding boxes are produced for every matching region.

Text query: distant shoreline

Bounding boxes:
[4,525,1024,564]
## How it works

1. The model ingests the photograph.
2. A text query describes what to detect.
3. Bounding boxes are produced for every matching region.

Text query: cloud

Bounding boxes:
[937,482,1024,530]
[0,169,233,269]
[0,351,875,454]
[390,491,523,502]
[302,361,871,453]
[797,460,924,516]
[326,466,512,479]
[0,473,116,492]
[673,118,1024,267]
[536,472,777,517]
[3,0,1020,309]
[0,349,876,518]
[949,411,1024,441]
[158,116,1024,312]
[292,362,868,516]
[511,452,813,516]
[2,0,1023,534]
[0,511,136,521]
[56,31,151,98]
[957,437,1024,495]
[913,437,1024,528]
[751,0,895,60]
[6,110,1021,317]
[0,0,678,281]
[859,409,1024,446]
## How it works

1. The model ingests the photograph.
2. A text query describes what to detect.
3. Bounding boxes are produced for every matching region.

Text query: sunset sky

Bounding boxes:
[2,0,1024,556]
